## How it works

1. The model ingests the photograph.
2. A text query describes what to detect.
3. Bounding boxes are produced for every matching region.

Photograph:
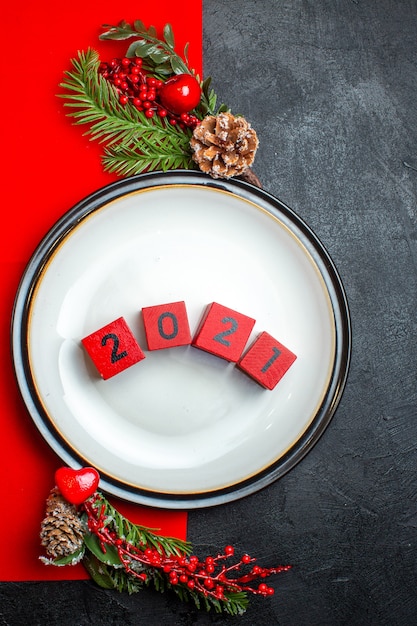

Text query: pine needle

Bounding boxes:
[59,48,195,175]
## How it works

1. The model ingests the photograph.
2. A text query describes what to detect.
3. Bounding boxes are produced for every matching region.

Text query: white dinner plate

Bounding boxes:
[12,171,351,508]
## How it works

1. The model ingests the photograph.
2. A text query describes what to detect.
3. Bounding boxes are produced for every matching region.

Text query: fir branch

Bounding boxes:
[59,48,195,174]
[40,481,290,616]
[80,494,256,614]
[91,493,192,557]
[102,141,195,177]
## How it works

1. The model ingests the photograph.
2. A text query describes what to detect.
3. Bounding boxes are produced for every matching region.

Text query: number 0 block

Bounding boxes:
[142,301,192,350]
[192,302,256,362]
[81,317,145,380]
[237,331,297,390]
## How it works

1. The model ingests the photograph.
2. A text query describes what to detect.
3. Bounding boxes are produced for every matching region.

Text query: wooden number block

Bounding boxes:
[81,317,145,380]
[142,301,192,350]
[192,302,256,362]
[238,331,297,390]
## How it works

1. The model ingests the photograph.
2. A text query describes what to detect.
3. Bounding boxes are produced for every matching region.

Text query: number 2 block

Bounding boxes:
[192,302,256,362]
[81,317,145,380]
[238,331,297,390]
[142,301,192,350]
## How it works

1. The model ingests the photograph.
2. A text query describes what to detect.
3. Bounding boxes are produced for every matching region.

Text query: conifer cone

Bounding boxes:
[40,487,85,558]
[190,112,259,179]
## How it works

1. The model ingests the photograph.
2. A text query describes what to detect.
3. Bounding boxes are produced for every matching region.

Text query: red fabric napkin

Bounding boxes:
[1,1,201,581]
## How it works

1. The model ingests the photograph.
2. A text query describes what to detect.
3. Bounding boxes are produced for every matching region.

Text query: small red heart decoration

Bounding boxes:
[55,466,100,505]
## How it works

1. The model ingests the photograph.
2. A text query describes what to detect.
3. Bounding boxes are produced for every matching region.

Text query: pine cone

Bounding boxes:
[190,112,259,179]
[40,488,85,558]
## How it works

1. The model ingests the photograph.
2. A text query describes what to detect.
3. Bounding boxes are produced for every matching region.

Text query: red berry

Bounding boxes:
[158,73,201,115]
[224,545,235,556]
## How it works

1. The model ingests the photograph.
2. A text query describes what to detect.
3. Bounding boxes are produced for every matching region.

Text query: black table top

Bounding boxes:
[2,1,416,624]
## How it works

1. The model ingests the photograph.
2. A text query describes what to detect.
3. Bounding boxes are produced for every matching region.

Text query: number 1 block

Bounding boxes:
[142,301,192,350]
[237,331,297,390]
[81,317,145,380]
[192,302,256,362]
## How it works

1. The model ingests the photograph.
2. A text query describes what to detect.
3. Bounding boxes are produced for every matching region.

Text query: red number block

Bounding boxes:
[142,301,192,350]
[192,302,256,362]
[238,331,297,390]
[81,317,145,380]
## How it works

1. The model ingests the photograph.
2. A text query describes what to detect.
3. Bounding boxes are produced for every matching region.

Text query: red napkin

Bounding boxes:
[1,1,201,581]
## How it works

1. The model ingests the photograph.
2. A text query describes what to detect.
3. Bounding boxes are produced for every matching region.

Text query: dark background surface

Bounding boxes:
[1,1,416,624]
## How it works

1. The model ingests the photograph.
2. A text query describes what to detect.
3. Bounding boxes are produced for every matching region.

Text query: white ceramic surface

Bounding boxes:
[26,183,335,496]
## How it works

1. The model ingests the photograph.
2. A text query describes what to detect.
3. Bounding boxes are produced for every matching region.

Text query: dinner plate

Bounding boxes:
[11,171,351,508]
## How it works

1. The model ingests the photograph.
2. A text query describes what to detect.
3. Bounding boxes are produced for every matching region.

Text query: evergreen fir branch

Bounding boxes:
[81,494,252,614]
[59,48,196,172]
[93,493,192,557]
[40,482,290,616]
[102,141,195,177]
[111,566,145,594]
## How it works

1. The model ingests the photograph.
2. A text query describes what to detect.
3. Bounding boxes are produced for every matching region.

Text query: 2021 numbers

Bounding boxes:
[81,301,297,390]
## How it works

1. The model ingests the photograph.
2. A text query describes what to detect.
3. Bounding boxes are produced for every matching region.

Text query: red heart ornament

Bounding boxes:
[55,466,100,505]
